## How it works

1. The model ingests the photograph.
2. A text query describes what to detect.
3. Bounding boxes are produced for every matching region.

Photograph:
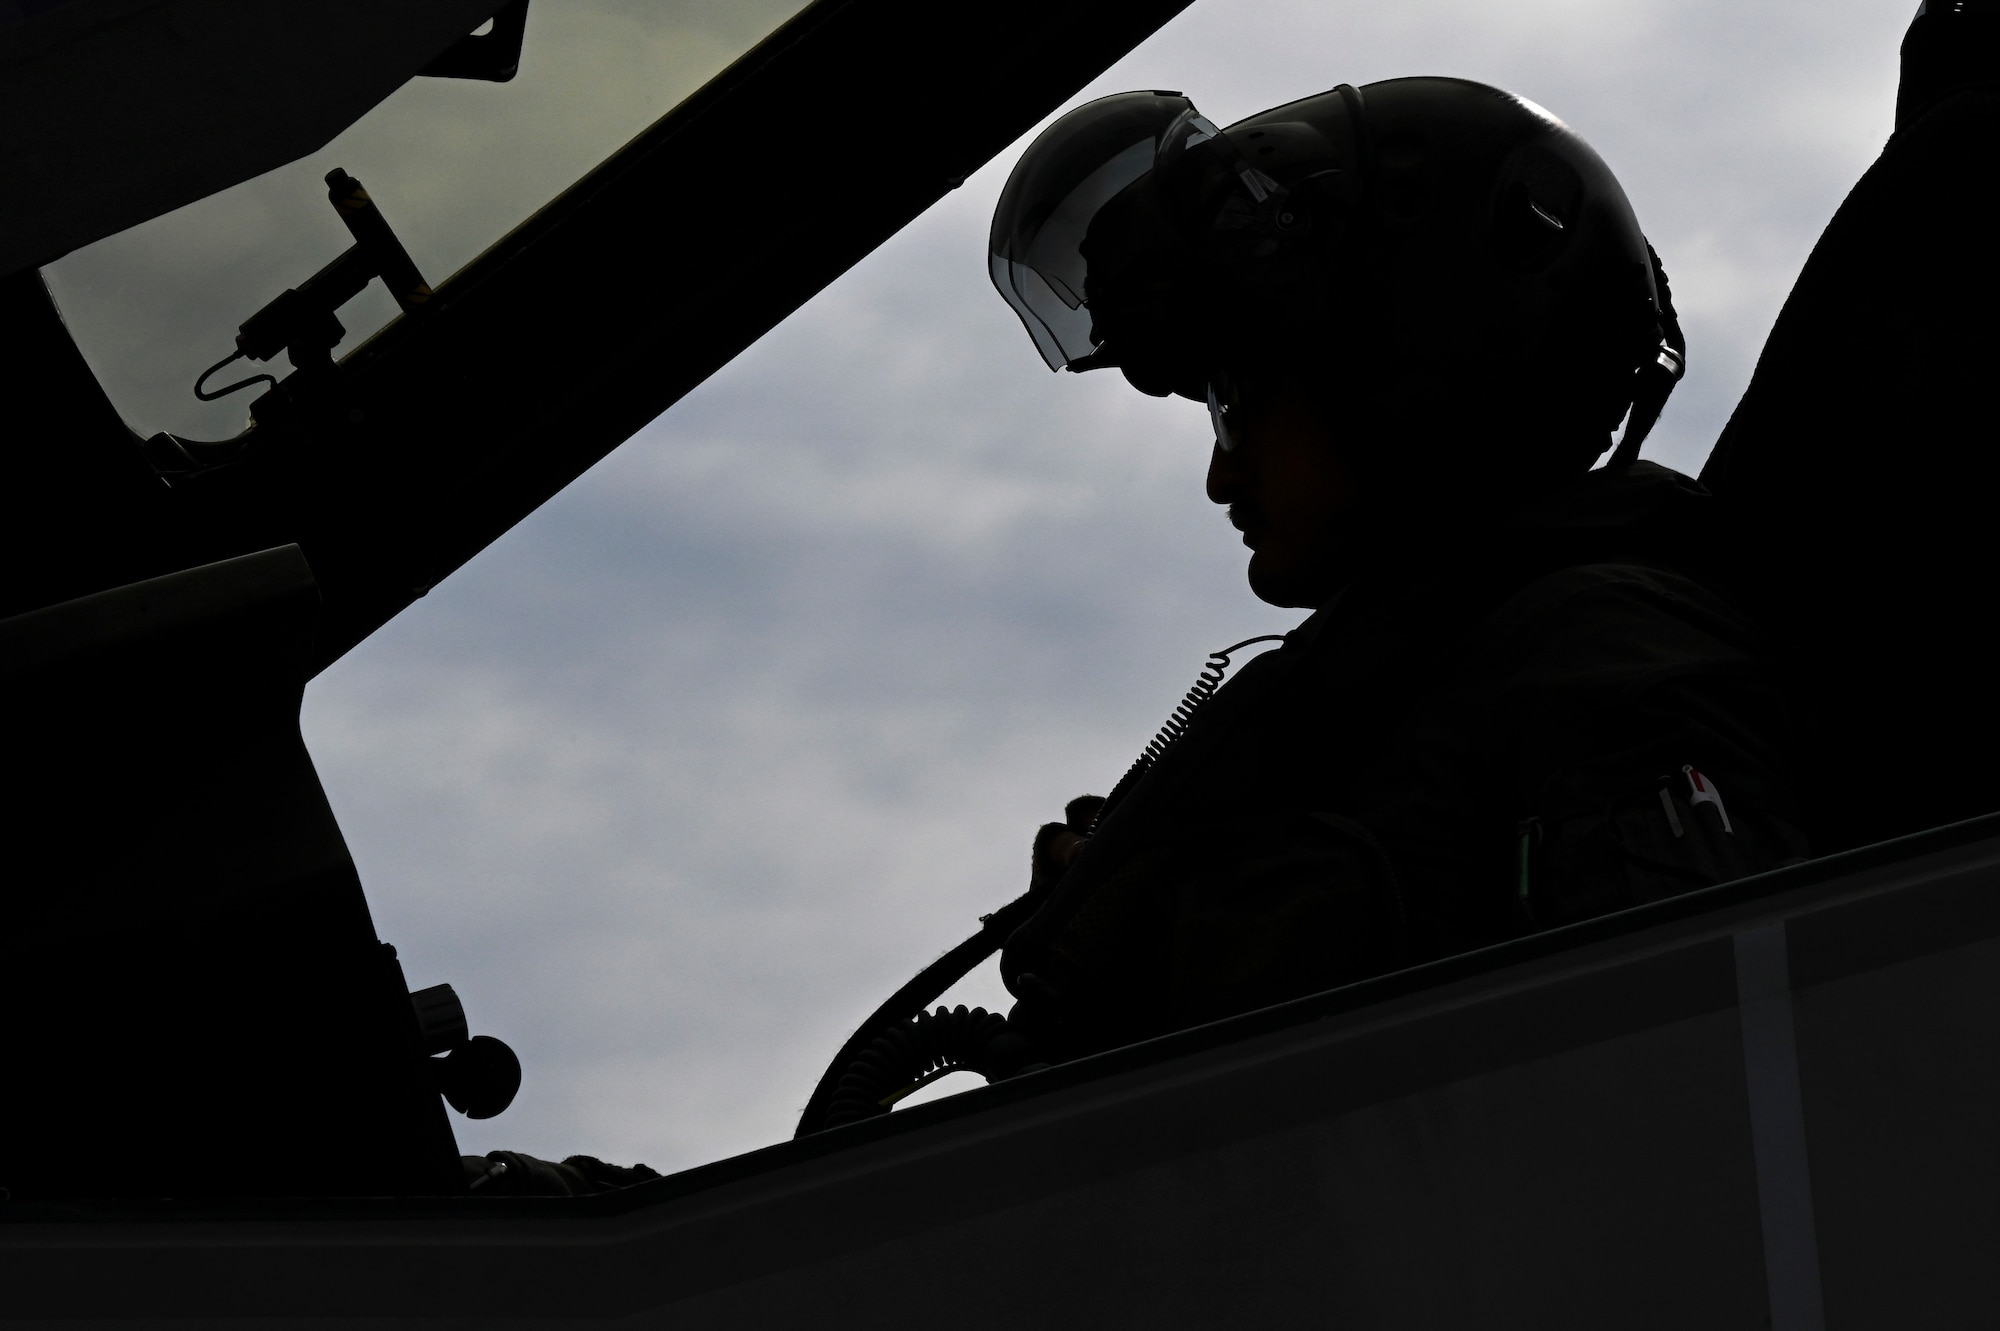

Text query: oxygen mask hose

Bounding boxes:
[795,635,1285,1137]
[794,897,1042,1136]
[820,1005,1047,1130]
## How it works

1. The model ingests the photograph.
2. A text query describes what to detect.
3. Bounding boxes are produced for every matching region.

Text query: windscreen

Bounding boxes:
[39,0,813,442]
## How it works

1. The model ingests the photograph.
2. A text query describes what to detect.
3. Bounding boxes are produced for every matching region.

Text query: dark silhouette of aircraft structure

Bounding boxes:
[3,1,1999,1325]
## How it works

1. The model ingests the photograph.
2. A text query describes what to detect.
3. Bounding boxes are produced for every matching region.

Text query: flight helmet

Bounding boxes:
[989,78,1685,477]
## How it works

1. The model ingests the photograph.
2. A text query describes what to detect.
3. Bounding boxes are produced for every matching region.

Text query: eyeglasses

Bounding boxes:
[1206,374,1245,453]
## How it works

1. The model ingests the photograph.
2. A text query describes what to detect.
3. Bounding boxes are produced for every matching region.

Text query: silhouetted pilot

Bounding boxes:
[985,77,1810,1061]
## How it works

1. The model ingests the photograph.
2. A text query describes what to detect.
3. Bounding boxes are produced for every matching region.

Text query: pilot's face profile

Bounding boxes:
[1203,379,1363,608]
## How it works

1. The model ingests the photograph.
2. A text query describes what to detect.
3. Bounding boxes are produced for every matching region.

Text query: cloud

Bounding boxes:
[45,0,1921,1171]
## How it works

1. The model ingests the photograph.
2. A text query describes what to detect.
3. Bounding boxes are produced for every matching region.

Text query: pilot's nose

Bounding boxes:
[1206,436,1246,506]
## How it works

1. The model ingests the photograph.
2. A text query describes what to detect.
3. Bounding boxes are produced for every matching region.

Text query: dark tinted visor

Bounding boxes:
[989,91,1221,370]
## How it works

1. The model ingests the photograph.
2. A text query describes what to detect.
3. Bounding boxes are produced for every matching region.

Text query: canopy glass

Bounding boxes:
[40,0,811,442]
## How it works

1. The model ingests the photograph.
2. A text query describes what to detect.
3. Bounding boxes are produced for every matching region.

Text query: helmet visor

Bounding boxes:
[989,91,1220,370]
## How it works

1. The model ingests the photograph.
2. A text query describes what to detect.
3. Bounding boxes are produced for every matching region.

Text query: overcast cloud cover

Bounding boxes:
[48,0,1915,1172]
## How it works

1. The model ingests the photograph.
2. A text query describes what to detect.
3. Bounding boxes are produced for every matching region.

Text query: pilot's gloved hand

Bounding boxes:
[461,1150,660,1196]
[1005,971,1074,1047]
[1029,794,1102,900]
[1004,963,1131,1065]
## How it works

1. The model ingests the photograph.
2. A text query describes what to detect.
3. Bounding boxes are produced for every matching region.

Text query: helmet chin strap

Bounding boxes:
[1610,341,1686,467]
[1609,240,1688,468]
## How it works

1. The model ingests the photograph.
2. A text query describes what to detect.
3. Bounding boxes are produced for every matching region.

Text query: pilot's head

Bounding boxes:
[990,78,1684,605]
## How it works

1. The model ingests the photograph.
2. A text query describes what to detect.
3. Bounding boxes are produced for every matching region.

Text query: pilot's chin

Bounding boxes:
[1247,547,1352,610]
[1246,555,1314,610]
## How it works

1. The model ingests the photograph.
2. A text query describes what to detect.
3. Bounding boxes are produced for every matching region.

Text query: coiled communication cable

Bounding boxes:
[1095,634,1287,822]
[795,632,1287,1136]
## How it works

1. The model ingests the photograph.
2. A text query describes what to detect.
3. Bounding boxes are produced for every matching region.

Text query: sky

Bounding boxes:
[46,0,1916,1175]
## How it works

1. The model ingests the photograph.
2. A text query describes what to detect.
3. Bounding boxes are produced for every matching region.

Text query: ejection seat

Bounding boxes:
[1701,70,2000,858]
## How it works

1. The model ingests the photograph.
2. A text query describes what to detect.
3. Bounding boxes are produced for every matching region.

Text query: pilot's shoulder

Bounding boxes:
[1473,558,1767,682]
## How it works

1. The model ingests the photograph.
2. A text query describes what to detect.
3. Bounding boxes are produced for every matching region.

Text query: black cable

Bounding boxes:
[820,1004,1014,1130]
[192,348,278,403]
[794,891,1039,1137]
[1095,634,1286,825]
[795,634,1287,1136]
